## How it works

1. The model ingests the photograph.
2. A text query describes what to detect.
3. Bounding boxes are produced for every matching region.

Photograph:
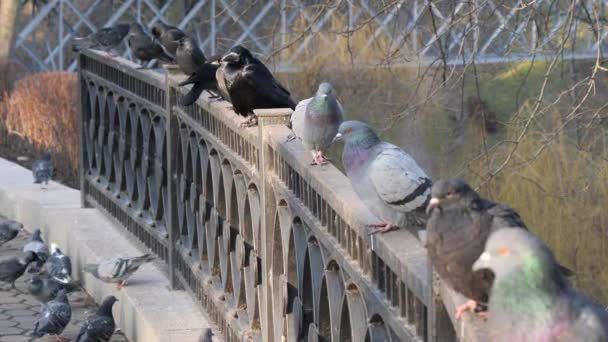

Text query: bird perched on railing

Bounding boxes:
[0,251,37,290]
[0,219,23,246]
[175,36,206,75]
[473,228,608,341]
[83,254,156,288]
[335,120,431,235]
[46,243,72,284]
[178,58,221,106]
[23,228,50,273]
[72,24,130,58]
[31,288,72,342]
[75,295,118,342]
[216,45,296,127]
[151,21,185,57]
[127,23,174,69]
[32,150,53,189]
[289,82,344,165]
[425,178,573,320]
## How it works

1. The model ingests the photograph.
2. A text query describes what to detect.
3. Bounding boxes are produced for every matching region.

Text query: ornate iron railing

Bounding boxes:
[78,49,485,342]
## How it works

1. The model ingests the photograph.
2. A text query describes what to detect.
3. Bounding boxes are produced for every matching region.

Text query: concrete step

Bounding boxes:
[0,157,218,342]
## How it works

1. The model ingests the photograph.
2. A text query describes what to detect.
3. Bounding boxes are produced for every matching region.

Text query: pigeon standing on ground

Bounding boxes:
[76,295,118,342]
[473,228,608,342]
[178,60,221,106]
[425,178,573,319]
[72,24,130,57]
[32,150,53,189]
[31,289,72,341]
[175,36,206,75]
[216,45,296,127]
[151,21,185,57]
[289,82,344,165]
[127,23,173,68]
[0,219,23,246]
[0,251,37,290]
[83,254,156,288]
[335,120,431,234]
[23,228,50,273]
[29,273,80,303]
[199,328,214,342]
[46,243,72,284]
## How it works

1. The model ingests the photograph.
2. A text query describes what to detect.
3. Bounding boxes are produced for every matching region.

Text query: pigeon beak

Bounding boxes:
[425,197,440,214]
[333,132,342,143]
[222,52,240,63]
[472,252,492,272]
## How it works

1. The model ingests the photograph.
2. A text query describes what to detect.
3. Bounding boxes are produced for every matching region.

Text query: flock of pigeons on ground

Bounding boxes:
[0,221,172,341]
[6,19,606,341]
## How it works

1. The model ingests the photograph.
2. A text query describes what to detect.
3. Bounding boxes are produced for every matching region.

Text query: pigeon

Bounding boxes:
[23,228,50,273]
[335,120,431,234]
[32,150,53,189]
[29,273,80,303]
[83,254,156,288]
[151,21,185,57]
[178,55,221,106]
[289,82,344,165]
[0,219,23,246]
[127,23,174,68]
[216,45,296,127]
[426,178,573,319]
[46,243,72,284]
[199,328,214,342]
[0,251,37,290]
[473,228,608,342]
[175,36,206,75]
[31,289,72,341]
[76,295,118,342]
[72,24,130,57]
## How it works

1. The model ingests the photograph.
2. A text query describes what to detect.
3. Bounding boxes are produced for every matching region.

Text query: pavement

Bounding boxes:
[0,225,128,342]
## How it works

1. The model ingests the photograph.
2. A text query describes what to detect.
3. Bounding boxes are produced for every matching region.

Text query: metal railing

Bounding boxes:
[78,49,485,342]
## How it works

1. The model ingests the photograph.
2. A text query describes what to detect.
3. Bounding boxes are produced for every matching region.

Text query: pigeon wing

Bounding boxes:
[290,98,311,140]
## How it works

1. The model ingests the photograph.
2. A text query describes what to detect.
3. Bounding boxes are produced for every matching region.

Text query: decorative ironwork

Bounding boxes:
[16,0,608,72]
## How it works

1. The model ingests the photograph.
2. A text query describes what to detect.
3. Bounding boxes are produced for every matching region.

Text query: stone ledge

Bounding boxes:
[0,157,218,342]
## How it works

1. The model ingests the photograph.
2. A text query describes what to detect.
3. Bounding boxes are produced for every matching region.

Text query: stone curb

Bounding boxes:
[0,157,218,342]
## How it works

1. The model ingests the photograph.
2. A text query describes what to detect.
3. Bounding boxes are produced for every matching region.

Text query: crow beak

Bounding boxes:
[425,197,440,215]
[472,252,492,272]
[332,132,342,143]
[222,52,240,63]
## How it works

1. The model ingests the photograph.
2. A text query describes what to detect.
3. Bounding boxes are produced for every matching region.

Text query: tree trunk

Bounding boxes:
[0,0,20,93]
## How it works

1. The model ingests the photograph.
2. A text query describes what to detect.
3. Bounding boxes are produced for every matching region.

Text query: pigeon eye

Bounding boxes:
[345,128,353,134]
[499,248,510,256]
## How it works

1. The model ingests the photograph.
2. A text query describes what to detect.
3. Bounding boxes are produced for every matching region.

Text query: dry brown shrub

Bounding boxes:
[2,72,78,187]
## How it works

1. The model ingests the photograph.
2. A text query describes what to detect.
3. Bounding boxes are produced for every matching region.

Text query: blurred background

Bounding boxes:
[0,0,606,305]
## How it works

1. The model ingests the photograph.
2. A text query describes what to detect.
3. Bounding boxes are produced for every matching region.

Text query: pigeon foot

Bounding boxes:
[117,280,128,289]
[367,223,398,235]
[55,334,69,342]
[310,151,329,166]
[455,299,486,320]
[240,115,258,128]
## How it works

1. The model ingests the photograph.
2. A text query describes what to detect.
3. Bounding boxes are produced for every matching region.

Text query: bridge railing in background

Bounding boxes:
[78,49,485,341]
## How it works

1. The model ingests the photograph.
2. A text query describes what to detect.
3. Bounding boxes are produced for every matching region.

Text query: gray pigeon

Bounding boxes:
[336,120,431,234]
[199,328,214,342]
[72,24,130,57]
[127,23,174,68]
[0,219,23,246]
[0,251,37,289]
[32,289,72,340]
[23,228,49,273]
[46,243,72,284]
[290,82,344,165]
[473,228,608,342]
[426,178,573,319]
[76,295,118,342]
[175,36,206,75]
[83,254,155,288]
[32,150,53,188]
[29,273,80,303]
[151,21,185,57]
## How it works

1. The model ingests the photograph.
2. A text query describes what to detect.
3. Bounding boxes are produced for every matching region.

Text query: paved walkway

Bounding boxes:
[0,227,128,342]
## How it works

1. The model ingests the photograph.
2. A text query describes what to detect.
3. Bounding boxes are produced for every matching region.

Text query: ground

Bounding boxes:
[0,226,128,342]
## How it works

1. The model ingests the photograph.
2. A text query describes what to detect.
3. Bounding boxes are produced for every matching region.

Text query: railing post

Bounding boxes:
[165,67,179,289]
[428,261,456,342]
[77,53,89,208]
[256,108,292,342]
